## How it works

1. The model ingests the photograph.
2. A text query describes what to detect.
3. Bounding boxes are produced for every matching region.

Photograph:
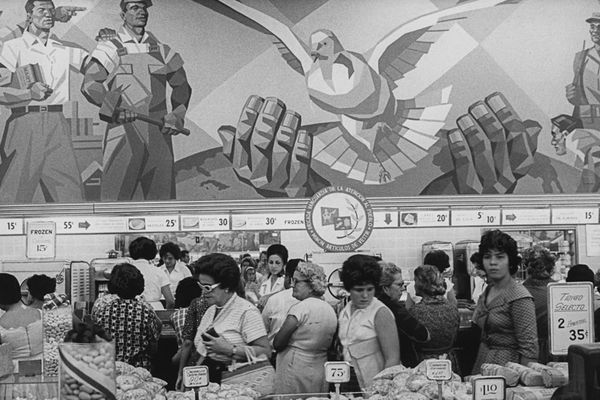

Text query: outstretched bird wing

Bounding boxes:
[367,0,523,90]
[214,0,313,76]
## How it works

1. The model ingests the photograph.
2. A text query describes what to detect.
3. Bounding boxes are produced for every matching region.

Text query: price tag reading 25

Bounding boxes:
[325,362,351,383]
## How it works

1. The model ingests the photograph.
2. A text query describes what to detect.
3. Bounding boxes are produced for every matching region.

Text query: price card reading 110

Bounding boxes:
[473,376,506,400]
[548,282,595,356]
[325,361,351,383]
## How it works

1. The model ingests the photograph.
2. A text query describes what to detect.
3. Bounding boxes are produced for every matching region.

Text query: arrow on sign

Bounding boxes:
[384,213,392,225]
[79,221,90,230]
[505,214,517,221]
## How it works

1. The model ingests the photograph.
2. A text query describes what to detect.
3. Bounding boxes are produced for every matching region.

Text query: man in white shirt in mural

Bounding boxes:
[0,0,88,203]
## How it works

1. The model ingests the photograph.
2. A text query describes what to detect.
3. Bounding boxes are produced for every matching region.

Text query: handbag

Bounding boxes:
[0,343,14,378]
[221,346,274,395]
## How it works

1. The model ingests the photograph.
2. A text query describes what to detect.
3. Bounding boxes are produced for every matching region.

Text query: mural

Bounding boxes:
[0,0,596,203]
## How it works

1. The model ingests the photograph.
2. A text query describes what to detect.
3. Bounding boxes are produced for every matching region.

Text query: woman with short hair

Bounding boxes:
[176,253,270,390]
[92,263,162,370]
[522,245,556,363]
[472,230,538,373]
[338,254,400,391]
[273,262,337,394]
[159,242,192,297]
[409,265,460,372]
[377,262,429,368]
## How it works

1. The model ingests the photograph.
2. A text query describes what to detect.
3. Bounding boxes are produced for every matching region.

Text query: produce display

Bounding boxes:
[44,307,73,377]
[59,341,115,400]
[115,361,261,400]
[365,362,471,400]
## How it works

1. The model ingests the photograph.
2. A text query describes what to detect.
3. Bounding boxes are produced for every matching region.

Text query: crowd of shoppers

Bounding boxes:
[6,229,600,395]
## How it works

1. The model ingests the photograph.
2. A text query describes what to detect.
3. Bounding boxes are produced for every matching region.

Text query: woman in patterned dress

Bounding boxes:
[471,230,539,373]
[92,263,162,370]
[408,265,460,373]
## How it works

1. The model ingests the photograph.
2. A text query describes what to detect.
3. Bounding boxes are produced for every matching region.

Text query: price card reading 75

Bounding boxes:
[325,361,351,383]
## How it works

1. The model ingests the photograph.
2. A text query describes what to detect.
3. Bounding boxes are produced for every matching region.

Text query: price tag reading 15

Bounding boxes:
[325,362,351,383]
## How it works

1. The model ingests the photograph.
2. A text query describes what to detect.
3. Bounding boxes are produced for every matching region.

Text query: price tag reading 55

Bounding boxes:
[325,362,351,383]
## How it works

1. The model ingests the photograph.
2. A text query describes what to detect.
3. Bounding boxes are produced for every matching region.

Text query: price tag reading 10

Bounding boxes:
[325,361,351,383]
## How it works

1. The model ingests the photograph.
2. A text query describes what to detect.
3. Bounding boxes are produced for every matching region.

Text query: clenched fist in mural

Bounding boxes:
[422,92,541,195]
[218,95,329,197]
[219,92,541,197]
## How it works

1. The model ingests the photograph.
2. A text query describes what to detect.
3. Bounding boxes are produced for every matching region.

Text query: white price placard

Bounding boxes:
[0,218,23,235]
[552,208,599,224]
[126,215,180,232]
[502,208,550,225]
[548,282,595,355]
[183,366,209,388]
[232,213,305,230]
[451,209,501,226]
[425,359,452,381]
[181,215,230,231]
[374,211,399,228]
[53,216,128,234]
[473,376,506,400]
[325,361,351,383]
[26,221,56,259]
[399,210,449,227]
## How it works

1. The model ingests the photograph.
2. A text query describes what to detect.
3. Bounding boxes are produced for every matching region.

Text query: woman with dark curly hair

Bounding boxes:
[92,263,162,370]
[522,245,556,363]
[176,253,270,390]
[338,254,399,391]
[472,230,538,373]
[409,265,460,372]
[259,244,288,298]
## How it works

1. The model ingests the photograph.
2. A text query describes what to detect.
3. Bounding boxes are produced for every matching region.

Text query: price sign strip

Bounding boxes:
[548,282,595,356]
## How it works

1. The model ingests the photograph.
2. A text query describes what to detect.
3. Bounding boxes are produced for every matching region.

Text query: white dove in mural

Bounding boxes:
[216,0,524,184]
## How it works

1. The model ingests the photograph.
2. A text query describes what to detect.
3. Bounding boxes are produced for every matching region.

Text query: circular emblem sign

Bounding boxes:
[305,186,374,252]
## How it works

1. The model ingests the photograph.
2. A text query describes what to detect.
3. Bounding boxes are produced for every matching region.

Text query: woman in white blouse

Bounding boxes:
[258,244,288,298]
[338,255,400,391]
[176,253,271,389]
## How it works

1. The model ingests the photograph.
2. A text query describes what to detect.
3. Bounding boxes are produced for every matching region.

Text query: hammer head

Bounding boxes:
[99,91,122,123]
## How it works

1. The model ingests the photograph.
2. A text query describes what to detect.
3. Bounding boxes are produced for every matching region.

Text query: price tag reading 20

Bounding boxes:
[325,361,351,383]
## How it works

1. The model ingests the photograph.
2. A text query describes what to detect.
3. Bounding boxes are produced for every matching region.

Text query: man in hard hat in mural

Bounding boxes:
[82,0,192,201]
[550,114,600,192]
[567,12,600,130]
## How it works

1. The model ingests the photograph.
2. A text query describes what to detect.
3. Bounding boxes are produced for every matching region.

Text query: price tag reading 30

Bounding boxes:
[473,376,506,400]
[325,361,351,383]
[183,366,209,388]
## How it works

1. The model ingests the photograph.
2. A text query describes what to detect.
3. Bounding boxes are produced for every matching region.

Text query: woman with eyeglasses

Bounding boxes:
[408,265,460,373]
[176,253,271,390]
[376,262,430,368]
[471,230,538,374]
[338,255,400,391]
[272,262,337,394]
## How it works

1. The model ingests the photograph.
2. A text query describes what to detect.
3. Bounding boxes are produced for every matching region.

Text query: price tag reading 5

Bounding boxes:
[183,366,209,388]
[325,362,351,383]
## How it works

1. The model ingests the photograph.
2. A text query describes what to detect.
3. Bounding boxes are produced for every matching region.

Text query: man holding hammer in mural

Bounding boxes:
[82,0,192,201]
[567,12,600,131]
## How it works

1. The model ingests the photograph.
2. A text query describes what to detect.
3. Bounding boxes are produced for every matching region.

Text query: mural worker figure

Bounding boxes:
[550,114,600,192]
[0,0,88,203]
[567,12,600,130]
[82,0,192,201]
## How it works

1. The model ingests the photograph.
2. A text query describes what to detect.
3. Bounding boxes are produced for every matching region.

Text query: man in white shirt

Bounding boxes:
[261,259,303,347]
[0,0,88,203]
[129,236,174,310]
[159,242,192,296]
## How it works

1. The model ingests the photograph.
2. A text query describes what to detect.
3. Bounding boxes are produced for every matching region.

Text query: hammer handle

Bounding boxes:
[137,114,191,136]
